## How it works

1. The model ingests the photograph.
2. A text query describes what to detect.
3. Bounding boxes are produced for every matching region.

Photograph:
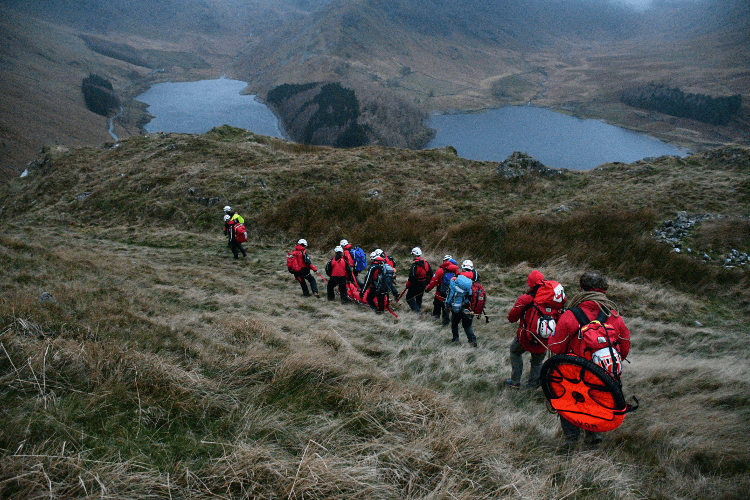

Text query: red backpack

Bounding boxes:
[571,308,622,376]
[234,224,248,243]
[468,281,487,316]
[286,249,304,273]
[533,280,566,313]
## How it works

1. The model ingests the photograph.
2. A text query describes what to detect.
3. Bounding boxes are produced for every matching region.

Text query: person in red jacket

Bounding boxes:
[325,245,352,303]
[290,239,319,297]
[361,252,388,312]
[340,239,361,286]
[224,214,247,259]
[424,255,459,325]
[458,260,480,282]
[547,270,631,443]
[506,270,564,389]
[405,247,433,312]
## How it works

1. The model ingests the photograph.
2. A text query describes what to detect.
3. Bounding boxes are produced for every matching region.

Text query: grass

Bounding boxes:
[1,133,749,499]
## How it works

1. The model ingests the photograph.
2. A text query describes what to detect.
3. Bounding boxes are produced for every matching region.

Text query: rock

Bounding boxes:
[496,151,563,179]
[39,292,57,303]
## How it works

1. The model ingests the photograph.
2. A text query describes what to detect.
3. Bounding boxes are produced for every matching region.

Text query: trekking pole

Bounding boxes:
[394,288,407,305]
[315,271,328,283]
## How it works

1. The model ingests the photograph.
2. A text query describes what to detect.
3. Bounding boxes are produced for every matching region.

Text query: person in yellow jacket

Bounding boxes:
[224,205,244,224]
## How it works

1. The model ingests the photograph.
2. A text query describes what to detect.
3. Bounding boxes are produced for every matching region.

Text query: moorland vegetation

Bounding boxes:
[1,128,749,498]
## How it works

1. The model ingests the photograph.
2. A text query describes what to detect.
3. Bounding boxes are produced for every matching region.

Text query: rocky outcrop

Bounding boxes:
[495,151,564,179]
[655,211,749,267]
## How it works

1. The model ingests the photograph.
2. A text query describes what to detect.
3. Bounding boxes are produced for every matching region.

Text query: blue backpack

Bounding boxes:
[446,275,473,313]
[351,247,367,272]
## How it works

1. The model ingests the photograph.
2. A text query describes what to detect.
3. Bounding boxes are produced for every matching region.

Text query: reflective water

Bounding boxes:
[427,106,688,170]
[135,76,283,138]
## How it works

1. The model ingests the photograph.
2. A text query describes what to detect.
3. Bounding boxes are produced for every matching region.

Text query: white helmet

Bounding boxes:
[411,247,422,257]
[334,245,343,253]
[443,254,453,261]
[375,248,384,257]
[462,259,474,270]
[340,239,349,247]
[298,238,308,247]
[223,205,232,212]
[369,251,378,260]
[223,214,230,222]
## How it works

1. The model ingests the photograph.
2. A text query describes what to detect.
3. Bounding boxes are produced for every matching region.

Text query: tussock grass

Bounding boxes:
[1,135,749,498]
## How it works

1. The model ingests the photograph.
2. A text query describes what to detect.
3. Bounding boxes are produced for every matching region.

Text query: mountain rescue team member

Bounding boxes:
[326,245,352,303]
[458,259,480,282]
[340,239,362,286]
[224,214,247,259]
[446,276,478,347]
[506,270,553,389]
[361,252,387,313]
[424,255,459,325]
[291,239,319,298]
[547,271,631,443]
[224,205,244,224]
[405,247,433,312]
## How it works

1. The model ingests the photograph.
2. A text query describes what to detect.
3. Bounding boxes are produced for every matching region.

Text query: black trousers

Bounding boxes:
[327,276,349,302]
[451,309,476,342]
[406,282,427,312]
[294,270,318,296]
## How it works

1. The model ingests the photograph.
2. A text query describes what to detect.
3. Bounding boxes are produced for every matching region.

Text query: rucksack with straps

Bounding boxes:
[439,269,456,296]
[410,259,433,283]
[446,275,473,313]
[375,263,396,294]
[571,307,622,377]
[286,249,304,274]
[523,280,566,339]
[234,223,248,243]
[351,247,367,272]
[468,281,487,316]
[534,280,566,313]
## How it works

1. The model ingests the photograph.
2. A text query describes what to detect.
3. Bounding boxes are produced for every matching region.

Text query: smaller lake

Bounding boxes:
[135,77,284,138]
[427,106,688,170]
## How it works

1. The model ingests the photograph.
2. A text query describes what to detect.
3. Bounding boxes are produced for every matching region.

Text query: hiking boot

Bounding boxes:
[505,379,520,389]
[586,432,603,445]
[469,341,478,348]
[526,380,541,390]
[451,337,460,344]
[314,293,320,298]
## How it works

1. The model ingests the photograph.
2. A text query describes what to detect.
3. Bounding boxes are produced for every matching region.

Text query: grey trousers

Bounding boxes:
[509,337,546,386]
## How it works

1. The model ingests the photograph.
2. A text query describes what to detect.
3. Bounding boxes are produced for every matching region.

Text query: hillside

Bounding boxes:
[1,129,749,498]
[2,0,749,179]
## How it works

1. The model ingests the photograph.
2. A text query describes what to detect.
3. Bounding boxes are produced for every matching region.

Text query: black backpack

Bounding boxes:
[376,264,396,294]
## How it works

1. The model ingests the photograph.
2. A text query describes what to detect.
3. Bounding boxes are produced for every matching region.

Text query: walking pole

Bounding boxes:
[315,271,328,283]
[394,288,407,306]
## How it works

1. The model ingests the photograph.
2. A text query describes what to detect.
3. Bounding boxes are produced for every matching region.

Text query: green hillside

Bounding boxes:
[1,129,749,498]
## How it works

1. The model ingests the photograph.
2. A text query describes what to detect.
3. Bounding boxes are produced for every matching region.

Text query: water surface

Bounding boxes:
[427,106,687,170]
[136,77,283,137]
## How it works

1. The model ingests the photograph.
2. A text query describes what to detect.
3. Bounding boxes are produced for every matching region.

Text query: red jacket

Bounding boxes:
[327,256,350,278]
[458,269,480,282]
[425,261,459,300]
[507,289,562,354]
[293,244,317,272]
[548,300,631,359]
[342,244,355,269]
[406,257,432,287]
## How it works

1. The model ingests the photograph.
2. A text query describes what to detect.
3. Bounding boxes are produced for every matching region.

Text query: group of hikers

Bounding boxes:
[286,238,486,347]
[223,207,632,444]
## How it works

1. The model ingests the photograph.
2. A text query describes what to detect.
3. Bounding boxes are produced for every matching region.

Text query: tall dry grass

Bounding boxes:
[2,221,749,499]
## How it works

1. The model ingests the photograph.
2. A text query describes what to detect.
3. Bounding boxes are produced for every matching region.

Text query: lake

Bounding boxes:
[427,106,688,170]
[135,79,687,171]
[135,77,283,138]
